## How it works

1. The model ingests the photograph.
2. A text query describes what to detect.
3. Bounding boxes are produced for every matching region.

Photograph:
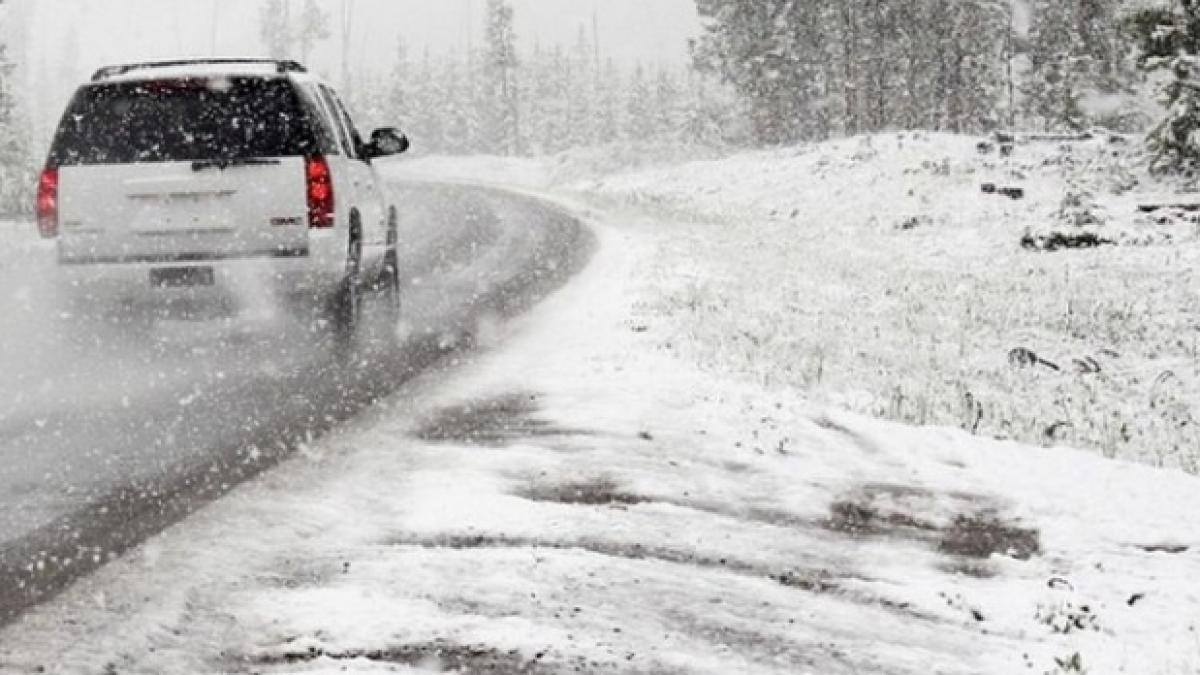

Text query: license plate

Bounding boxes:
[150,266,215,288]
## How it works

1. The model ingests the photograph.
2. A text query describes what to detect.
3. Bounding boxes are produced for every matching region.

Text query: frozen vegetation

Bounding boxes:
[580,133,1200,473]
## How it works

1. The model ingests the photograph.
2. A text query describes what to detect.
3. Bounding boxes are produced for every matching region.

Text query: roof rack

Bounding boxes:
[91,59,307,82]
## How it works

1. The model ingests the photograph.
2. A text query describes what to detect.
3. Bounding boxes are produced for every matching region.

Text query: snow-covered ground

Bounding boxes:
[2,167,1199,674]
[408,133,1200,473]
[576,133,1200,473]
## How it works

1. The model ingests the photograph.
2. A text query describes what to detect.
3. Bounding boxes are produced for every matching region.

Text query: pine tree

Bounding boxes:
[963,2,1009,130]
[861,0,899,131]
[369,14,742,156]
[693,0,1008,143]
[387,36,413,126]
[566,26,597,147]
[527,46,571,154]
[1075,0,1130,92]
[411,49,446,153]
[296,0,331,64]
[594,58,621,144]
[1024,1,1092,131]
[924,0,1006,133]
[681,69,722,145]
[483,0,519,155]
[892,0,939,129]
[258,0,293,59]
[520,45,549,154]
[694,0,830,144]
[257,0,329,64]
[440,57,471,155]
[833,1,863,135]
[1132,0,1200,172]
[0,40,33,216]
[625,64,655,141]
[349,72,388,131]
[463,46,489,153]
[653,68,683,141]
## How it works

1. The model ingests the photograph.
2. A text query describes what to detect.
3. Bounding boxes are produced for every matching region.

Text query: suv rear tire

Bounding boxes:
[329,212,363,344]
[379,207,401,326]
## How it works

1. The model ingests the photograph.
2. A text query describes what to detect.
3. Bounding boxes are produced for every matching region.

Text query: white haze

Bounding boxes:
[6,0,700,142]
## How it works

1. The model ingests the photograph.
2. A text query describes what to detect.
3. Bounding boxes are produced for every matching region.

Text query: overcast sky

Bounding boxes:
[7,0,700,136]
[23,0,700,76]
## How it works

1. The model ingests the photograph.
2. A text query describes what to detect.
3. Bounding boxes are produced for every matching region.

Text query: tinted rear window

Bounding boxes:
[49,77,328,165]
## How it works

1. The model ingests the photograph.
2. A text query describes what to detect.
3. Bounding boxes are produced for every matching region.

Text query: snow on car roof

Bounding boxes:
[91,59,316,84]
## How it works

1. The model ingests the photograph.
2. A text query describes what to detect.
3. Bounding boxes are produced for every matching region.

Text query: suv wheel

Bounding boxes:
[379,207,401,325]
[330,212,363,343]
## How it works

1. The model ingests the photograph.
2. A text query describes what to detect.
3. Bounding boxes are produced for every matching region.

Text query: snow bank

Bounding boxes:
[564,132,1200,473]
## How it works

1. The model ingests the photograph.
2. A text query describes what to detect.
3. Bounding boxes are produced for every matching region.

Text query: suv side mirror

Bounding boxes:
[366,127,410,158]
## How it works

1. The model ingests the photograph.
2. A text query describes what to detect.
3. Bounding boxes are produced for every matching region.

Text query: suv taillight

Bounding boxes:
[305,155,334,229]
[36,167,59,238]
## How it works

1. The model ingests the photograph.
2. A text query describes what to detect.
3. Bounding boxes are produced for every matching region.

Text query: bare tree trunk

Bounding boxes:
[1006,6,1015,128]
[870,0,888,131]
[840,4,859,135]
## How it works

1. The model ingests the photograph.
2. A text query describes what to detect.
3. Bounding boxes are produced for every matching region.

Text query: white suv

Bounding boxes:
[37,58,409,338]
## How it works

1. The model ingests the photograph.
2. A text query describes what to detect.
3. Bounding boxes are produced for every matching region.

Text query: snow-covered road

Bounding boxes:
[0,182,592,623]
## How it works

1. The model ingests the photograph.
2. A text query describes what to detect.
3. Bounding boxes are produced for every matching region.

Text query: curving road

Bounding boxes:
[0,182,593,623]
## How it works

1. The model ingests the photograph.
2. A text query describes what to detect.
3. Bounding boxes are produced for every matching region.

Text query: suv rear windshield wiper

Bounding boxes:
[191,157,282,172]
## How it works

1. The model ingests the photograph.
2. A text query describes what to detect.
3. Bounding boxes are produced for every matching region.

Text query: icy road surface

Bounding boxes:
[0,182,592,622]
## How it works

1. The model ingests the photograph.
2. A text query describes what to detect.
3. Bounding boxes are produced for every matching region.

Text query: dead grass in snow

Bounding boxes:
[593,132,1200,473]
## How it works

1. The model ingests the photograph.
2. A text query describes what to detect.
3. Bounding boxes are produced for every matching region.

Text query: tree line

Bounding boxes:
[342,0,1186,162]
[6,0,1200,215]
[692,0,1138,144]
[254,0,743,156]
[348,32,741,157]
[0,10,35,216]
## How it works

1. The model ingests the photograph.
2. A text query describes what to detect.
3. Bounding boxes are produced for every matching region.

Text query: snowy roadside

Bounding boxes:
[397,135,1200,472]
[563,134,1200,473]
[2,189,1198,674]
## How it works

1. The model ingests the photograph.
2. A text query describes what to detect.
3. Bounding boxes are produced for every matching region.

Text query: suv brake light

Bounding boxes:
[36,167,59,238]
[305,155,334,229]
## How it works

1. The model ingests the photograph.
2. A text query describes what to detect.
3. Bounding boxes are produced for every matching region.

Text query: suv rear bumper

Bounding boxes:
[57,247,312,266]
[55,245,345,312]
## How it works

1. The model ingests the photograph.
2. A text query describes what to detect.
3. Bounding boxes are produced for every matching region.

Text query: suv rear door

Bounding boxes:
[49,76,332,264]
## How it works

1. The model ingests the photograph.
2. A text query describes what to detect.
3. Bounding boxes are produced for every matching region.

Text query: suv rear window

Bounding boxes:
[49,77,330,166]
